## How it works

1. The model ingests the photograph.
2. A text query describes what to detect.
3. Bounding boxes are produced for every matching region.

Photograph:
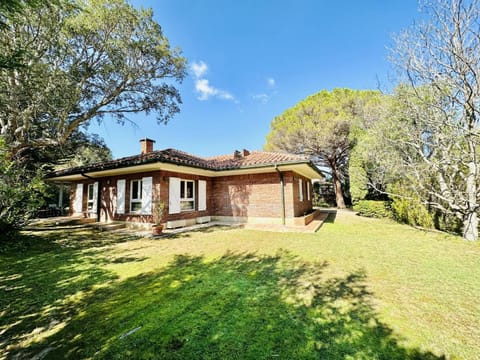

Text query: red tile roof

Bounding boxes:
[205,151,309,169]
[48,148,316,178]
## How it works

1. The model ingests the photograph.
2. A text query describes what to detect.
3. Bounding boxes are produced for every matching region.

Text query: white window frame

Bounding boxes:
[87,184,94,211]
[180,179,195,211]
[307,181,311,201]
[130,179,143,213]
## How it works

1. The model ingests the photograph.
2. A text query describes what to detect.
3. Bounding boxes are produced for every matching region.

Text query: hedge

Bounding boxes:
[353,200,392,218]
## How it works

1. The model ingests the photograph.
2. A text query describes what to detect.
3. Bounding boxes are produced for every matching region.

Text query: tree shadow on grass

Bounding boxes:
[13,251,444,359]
[0,228,146,357]
[163,225,241,240]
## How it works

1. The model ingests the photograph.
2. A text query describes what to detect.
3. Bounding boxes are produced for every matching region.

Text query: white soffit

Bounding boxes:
[47,162,322,181]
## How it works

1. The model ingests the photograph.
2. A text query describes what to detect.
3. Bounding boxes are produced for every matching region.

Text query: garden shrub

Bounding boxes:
[353,200,392,218]
[390,197,434,229]
[0,139,47,240]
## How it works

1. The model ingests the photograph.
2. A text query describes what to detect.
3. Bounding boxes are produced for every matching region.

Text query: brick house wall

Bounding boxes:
[70,170,212,223]
[70,169,313,224]
[289,172,313,217]
[212,172,284,218]
[156,170,212,222]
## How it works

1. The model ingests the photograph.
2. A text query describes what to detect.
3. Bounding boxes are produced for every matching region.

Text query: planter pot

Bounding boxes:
[152,224,164,236]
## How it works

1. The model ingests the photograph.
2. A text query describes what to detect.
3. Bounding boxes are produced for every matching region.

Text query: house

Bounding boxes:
[47,139,323,228]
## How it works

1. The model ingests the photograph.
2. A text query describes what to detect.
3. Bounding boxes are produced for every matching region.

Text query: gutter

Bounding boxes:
[275,164,286,225]
[80,172,95,180]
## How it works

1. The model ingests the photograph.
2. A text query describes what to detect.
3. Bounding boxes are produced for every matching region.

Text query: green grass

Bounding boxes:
[1,210,479,359]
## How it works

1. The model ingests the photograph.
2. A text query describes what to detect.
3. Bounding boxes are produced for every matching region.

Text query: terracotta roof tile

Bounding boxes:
[48,148,314,178]
[205,151,309,169]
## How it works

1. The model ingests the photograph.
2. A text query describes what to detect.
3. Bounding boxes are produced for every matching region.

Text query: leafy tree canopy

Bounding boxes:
[265,88,383,208]
[0,0,186,157]
[384,0,480,240]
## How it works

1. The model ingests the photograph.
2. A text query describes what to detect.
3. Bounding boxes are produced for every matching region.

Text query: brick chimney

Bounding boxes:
[140,138,155,154]
[233,150,242,159]
[242,149,250,157]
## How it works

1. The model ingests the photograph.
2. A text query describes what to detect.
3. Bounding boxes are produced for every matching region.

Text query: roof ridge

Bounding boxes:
[161,148,208,160]
[250,150,307,157]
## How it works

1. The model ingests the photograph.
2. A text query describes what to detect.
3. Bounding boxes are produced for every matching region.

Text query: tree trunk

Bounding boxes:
[463,211,478,241]
[331,167,346,209]
[462,137,478,241]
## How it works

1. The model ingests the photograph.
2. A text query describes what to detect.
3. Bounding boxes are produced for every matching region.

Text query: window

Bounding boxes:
[130,179,143,212]
[87,184,95,211]
[180,180,195,211]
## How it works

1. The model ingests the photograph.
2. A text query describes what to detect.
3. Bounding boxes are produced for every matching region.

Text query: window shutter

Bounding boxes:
[116,179,126,214]
[198,180,207,211]
[307,181,311,201]
[169,177,181,214]
[141,177,152,215]
[92,182,99,213]
[299,179,304,202]
[74,183,83,213]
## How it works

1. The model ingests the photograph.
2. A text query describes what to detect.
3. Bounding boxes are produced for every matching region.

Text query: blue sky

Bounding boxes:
[88,0,420,159]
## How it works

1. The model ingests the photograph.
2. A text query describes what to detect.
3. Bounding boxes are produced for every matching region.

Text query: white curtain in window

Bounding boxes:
[307,181,311,201]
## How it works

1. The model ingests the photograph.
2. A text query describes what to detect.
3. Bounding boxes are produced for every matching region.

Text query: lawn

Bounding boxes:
[1,211,479,359]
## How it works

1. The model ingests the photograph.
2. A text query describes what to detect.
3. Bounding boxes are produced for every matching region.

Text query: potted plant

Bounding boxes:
[152,200,165,236]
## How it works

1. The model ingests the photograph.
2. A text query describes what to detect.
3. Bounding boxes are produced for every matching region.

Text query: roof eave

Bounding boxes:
[46,159,323,182]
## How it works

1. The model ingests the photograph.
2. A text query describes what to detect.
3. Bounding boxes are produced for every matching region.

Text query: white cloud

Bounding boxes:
[195,79,215,100]
[191,60,236,102]
[252,77,277,104]
[195,78,235,101]
[252,93,270,104]
[191,61,208,78]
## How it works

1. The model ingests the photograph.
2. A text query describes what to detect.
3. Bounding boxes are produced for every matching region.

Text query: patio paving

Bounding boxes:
[26,210,335,237]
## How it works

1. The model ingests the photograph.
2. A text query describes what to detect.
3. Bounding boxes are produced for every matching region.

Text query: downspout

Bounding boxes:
[275,165,286,225]
[81,173,101,222]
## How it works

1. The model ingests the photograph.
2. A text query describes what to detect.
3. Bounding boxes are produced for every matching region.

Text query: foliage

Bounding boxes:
[0,0,45,69]
[349,149,368,202]
[348,94,392,204]
[265,88,382,209]
[0,0,186,157]
[0,139,46,239]
[353,200,392,219]
[389,183,435,229]
[387,0,480,240]
[54,132,112,169]
[312,181,336,207]
[4,217,478,358]
[153,200,165,225]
